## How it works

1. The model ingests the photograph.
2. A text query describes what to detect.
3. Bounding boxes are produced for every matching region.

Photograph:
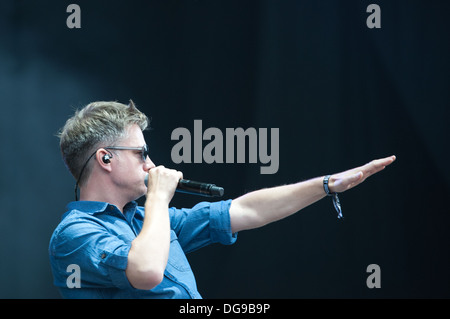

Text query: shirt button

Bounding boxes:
[101,253,106,259]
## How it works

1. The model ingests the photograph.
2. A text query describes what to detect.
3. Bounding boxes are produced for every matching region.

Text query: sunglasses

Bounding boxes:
[105,144,150,162]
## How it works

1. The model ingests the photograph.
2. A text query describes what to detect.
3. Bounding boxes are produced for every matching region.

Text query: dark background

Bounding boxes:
[0,0,449,298]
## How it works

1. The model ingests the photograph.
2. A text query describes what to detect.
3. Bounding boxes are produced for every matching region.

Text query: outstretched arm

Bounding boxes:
[229,155,396,233]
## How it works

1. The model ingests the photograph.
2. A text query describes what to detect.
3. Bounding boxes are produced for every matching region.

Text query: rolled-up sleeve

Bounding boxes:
[209,200,238,245]
[169,199,238,253]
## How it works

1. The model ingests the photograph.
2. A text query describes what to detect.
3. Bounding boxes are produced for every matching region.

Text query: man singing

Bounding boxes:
[49,100,395,298]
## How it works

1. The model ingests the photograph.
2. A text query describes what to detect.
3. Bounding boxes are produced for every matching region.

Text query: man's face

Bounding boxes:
[109,124,155,200]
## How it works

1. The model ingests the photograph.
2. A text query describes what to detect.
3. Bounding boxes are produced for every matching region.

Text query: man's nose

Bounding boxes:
[144,157,156,171]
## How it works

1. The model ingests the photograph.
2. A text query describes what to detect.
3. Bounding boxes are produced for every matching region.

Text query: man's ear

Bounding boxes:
[96,149,113,172]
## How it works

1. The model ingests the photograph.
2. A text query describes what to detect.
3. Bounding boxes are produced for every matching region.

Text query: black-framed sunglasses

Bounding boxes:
[75,144,149,200]
[104,144,150,162]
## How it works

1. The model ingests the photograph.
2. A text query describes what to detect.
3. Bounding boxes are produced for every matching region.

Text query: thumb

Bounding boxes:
[339,171,364,192]
[350,171,364,182]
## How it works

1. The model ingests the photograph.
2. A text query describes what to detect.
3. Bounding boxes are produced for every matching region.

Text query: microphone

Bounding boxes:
[144,175,224,197]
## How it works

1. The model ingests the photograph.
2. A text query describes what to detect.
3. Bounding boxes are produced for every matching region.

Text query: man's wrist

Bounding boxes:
[323,175,343,219]
[323,175,334,195]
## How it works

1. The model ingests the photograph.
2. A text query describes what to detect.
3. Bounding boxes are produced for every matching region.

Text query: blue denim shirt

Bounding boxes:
[49,199,237,298]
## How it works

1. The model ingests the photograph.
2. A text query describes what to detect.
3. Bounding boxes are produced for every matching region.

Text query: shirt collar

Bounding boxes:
[66,201,109,214]
[65,201,138,220]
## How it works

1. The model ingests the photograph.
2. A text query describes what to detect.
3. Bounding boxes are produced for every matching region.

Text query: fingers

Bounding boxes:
[149,166,183,184]
[146,166,183,200]
[363,155,396,177]
[371,155,396,167]
[330,155,395,193]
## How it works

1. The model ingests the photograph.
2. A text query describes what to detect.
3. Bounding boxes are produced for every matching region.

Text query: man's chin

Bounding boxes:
[138,187,147,199]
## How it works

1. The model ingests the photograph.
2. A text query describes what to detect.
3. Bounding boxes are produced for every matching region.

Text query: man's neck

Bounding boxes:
[79,186,129,213]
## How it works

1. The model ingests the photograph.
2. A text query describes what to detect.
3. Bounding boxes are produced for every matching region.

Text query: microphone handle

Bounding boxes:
[177,179,224,197]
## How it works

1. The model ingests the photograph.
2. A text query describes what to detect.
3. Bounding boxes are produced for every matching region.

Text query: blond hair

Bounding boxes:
[58,100,149,186]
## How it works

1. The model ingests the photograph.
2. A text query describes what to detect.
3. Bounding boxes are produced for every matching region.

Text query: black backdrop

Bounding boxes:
[0,0,449,298]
